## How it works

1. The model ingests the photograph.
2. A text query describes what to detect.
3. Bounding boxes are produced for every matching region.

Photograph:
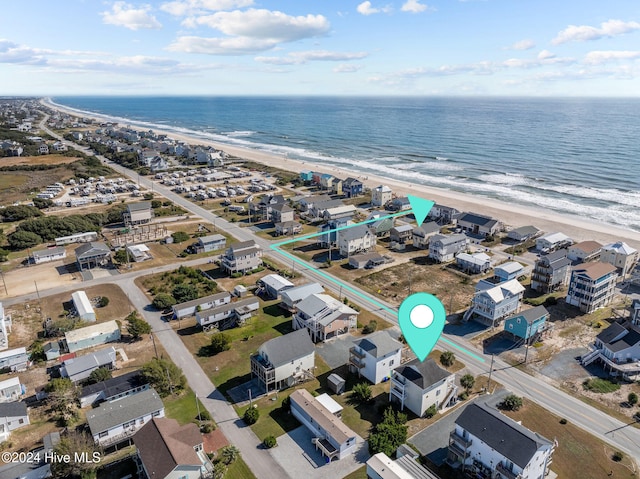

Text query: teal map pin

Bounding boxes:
[398,292,446,361]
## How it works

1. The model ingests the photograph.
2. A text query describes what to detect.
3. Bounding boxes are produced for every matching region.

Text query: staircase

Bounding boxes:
[462,308,474,323]
[580,348,600,366]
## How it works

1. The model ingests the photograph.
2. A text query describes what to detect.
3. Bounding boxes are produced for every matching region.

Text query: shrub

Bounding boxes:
[171,231,190,243]
[209,333,231,354]
[582,378,620,394]
[362,320,377,334]
[243,407,259,425]
[98,296,109,307]
[196,409,212,422]
[351,382,372,403]
[559,418,568,425]
[200,422,215,433]
[628,392,638,406]
[263,435,277,448]
[612,451,624,462]
[500,394,523,411]
[152,293,176,310]
[424,404,437,418]
[440,351,455,367]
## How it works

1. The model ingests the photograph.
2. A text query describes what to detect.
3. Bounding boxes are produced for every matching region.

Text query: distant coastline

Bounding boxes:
[43,97,640,249]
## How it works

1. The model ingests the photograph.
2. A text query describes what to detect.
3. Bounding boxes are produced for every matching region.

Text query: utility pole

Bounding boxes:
[524,322,531,364]
[195,394,202,427]
[34,281,40,301]
[150,333,159,359]
[487,354,495,393]
[0,271,7,296]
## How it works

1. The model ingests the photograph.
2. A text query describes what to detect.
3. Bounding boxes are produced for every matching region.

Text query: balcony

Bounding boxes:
[349,356,365,369]
[496,462,521,479]
[349,346,366,359]
[449,430,472,449]
[390,385,406,400]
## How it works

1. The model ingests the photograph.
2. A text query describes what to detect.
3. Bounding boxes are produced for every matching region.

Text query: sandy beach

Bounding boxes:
[44,99,640,250]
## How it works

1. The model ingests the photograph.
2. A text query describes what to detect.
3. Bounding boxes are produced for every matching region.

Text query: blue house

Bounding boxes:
[300,170,314,182]
[343,177,363,198]
[503,305,549,344]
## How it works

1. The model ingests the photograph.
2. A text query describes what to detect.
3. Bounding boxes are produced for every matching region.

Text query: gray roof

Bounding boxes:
[597,323,640,353]
[271,202,293,212]
[174,292,231,311]
[539,248,569,265]
[32,246,66,258]
[505,305,549,324]
[430,233,467,246]
[63,347,116,379]
[455,402,552,468]
[391,224,414,234]
[0,401,27,418]
[340,224,372,241]
[198,234,225,244]
[395,358,451,389]
[413,222,440,236]
[281,283,324,303]
[353,331,402,358]
[75,241,110,258]
[127,201,152,212]
[80,370,147,400]
[87,388,164,434]
[458,212,497,227]
[510,225,540,236]
[259,329,314,368]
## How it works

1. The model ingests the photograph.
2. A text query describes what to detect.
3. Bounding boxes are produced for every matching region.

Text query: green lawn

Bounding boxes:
[225,457,257,479]
[343,466,367,479]
[582,378,621,394]
[164,389,210,426]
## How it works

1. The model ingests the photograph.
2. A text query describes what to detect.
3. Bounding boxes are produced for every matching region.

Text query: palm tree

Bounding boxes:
[220,445,240,465]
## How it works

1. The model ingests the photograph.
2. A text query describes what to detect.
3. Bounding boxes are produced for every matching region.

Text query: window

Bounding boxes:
[18,419,24,424]
[152,411,160,417]
[509,324,513,330]
[390,359,394,366]
[517,318,521,324]
[99,431,109,438]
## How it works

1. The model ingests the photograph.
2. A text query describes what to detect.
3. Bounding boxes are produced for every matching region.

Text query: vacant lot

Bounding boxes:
[0,166,75,204]
[0,154,82,168]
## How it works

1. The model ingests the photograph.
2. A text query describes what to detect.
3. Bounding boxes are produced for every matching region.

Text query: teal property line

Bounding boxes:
[270,210,485,363]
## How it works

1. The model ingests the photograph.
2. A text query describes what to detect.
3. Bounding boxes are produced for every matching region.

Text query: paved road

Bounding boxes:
[35,112,640,462]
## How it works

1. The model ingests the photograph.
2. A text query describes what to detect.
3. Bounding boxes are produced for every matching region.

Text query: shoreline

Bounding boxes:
[43,98,640,250]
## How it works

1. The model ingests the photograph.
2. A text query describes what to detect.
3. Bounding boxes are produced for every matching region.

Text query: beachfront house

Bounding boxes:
[0,377,23,403]
[456,252,492,274]
[31,246,66,264]
[64,320,121,353]
[536,232,572,252]
[343,177,363,198]
[390,197,412,212]
[447,402,555,479]
[293,293,358,342]
[87,388,165,447]
[468,279,525,327]
[372,185,392,207]
[134,417,213,479]
[250,329,315,392]
[349,331,403,384]
[71,290,96,322]
[457,212,500,237]
[60,347,117,383]
[567,240,602,263]
[412,222,441,249]
[300,171,314,182]
[507,225,540,242]
[428,234,468,263]
[390,358,457,417]
[503,305,550,344]
[123,201,154,227]
[337,224,377,257]
[290,389,360,461]
[280,283,324,311]
[0,402,29,443]
[494,261,525,282]
[600,241,638,277]
[531,249,571,293]
[257,273,294,299]
[172,292,232,320]
[566,262,618,313]
[428,204,460,225]
[75,242,111,271]
[220,240,263,274]
[195,234,226,253]
[389,224,414,245]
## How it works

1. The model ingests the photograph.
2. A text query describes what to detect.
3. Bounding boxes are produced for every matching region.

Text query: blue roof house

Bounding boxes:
[300,170,314,182]
[503,305,549,344]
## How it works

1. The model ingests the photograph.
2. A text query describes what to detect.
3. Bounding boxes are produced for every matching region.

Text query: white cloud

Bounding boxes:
[255,50,368,65]
[537,50,555,60]
[584,50,640,65]
[509,39,535,51]
[401,0,428,13]
[552,19,640,45]
[101,2,162,30]
[168,35,277,55]
[160,0,253,17]
[357,2,392,15]
[333,63,362,73]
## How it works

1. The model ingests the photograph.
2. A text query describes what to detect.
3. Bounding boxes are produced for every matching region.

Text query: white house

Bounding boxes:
[250,329,315,392]
[536,232,572,252]
[389,358,457,417]
[195,234,226,253]
[600,241,638,277]
[172,292,231,320]
[566,262,618,313]
[456,252,491,274]
[280,283,324,311]
[257,273,294,299]
[567,240,602,263]
[125,244,152,262]
[220,240,263,274]
[72,290,96,322]
[0,377,23,403]
[372,185,392,207]
[348,331,403,384]
[412,222,441,249]
[64,321,121,353]
[448,402,555,479]
[290,389,360,461]
[87,388,165,447]
[31,246,66,264]
[494,261,525,282]
[0,347,29,372]
[0,402,29,442]
[428,234,468,263]
[367,451,440,479]
[337,225,377,257]
[469,279,525,327]
[293,293,358,342]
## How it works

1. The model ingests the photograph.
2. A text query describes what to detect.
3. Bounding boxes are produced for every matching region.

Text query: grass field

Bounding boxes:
[225,457,257,479]
[0,154,82,167]
[164,389,211,426]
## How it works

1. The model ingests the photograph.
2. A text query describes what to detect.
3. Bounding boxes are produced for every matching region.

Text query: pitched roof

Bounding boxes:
[391,224,414,234]
[395,358,451,389]
[538,249,571,269]
[134,417,203,478]
[505,305,549,324]
[32,246,66,259]
[74,242,110,258]
[87,388,164,434]
[62,347,117,379]
[539,232,571,244]
[296,293,357,317]
[259,274,294,291]
[173,292,231,312]
[478,279,525,302]
[126,201,152,212]
[602,241,638,255]
[496,261,524,274]
[374,185,391,192]
[339,224,373,241]
[458,212,497,227]
[0,401,27,418]
[353,331,402,358]
[198,234,226,244]
[430,233,467,246]
[258,329,315,367]
[573,261,617,281]
[65,321,120,344]
[571,240,602,254]
[80,370,147,400]
[290,389,356,445]
[455,402,552,468]
[281,283,324,303]
[509,225,539,236]
[597,323,640,353]
[413,222,440,236]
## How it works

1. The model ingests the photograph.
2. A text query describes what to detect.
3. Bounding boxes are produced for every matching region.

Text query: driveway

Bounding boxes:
[271,426,369,479]
[316,333,356,369]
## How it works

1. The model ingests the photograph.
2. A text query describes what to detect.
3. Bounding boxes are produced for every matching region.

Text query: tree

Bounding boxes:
[243,407,259,425]
[351,382,372,403]
[501,394,524,411]
[50,431,101,479]
[7,230,42,249]
[440,351,455,367]
[113,249,129,264]
[212,462,227,479]
[152,293,176,310]
[141,358,187,397]
[98,296,109,307]
[127,314,152,340]
[44,378,79,425]
[172,231,190,243]
[362,320,377,334]
[28,340,46,363]
[628,392,638,406]
[33,197,54,209]
[171,284,198,303]
[0,205,43,222]
[263,435,277,448]
[209,333,231,354]
[220,445,240,465]
[368,407,408,457]
[86,367,112,385]
[460,374,475,393]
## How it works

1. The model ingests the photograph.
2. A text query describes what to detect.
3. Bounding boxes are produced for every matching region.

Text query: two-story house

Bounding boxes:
[503,305,550,345]
[220,240,263,274]
[507,225,540,242]
[337,225,377,257]
[600,241,638,277]
[567,240,602,263]
[530,249,571,293]
[280,282,324,311]
[389,358,457,417]
[448,402,555,479]
[371,185,392,207]
[123,201,154,227]
[250,329,315,392]
[457,212,500,237]
[456,252,491,274]
[566,262,618,313]
[257,274,294,299]
[348,331,403,384]
[427,203,460,225]
[412,222,441,249]
[0,377,24,403]
[389,224,414,245]
[293,293,358,342]
[428,234,468,263]
[494,261,525,283]
[470,279,525,327]
[343,177,363,198]
[536,232,572,252]
[80,370,149,407]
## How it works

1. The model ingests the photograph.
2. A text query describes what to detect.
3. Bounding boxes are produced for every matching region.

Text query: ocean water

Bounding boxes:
[51,96,640,232]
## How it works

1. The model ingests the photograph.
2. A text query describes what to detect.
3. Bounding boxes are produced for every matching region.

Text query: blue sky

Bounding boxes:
[2,0,640,96]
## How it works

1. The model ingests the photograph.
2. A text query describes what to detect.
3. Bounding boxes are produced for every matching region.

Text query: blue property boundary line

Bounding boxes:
[270,209,485,363]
